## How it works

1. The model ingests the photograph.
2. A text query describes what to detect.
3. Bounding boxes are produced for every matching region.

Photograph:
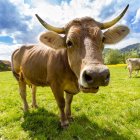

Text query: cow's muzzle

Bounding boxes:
[79,65,110,93]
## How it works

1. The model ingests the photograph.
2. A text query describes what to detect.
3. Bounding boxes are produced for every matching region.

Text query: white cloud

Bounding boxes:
[31,0,116,26]
[133,8,140,24]
[0,43,21,61]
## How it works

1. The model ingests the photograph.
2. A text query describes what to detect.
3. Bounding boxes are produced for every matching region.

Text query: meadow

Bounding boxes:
[0,65,140,140]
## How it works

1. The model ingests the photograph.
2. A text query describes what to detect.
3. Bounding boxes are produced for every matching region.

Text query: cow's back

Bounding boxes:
[12,45,62,85]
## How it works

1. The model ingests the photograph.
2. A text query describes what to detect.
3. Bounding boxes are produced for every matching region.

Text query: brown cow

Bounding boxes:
[11,5,129,127]
[126,58,140,77]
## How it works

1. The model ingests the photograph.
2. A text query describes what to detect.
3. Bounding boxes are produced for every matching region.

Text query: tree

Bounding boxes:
[124,50,140,61]
[104,49,123,64]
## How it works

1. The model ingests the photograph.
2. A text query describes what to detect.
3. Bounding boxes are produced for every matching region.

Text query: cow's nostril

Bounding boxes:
[83,71,93,83]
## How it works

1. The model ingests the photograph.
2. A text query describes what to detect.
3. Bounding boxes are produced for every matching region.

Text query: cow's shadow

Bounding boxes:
[133,76,140,78]
[21,107,128,140]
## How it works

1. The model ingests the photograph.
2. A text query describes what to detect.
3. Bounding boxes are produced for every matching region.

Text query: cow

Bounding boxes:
[126,58,140,78]
[11,5,129,127]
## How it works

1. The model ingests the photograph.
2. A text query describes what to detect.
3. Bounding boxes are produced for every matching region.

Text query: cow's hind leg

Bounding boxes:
[51,86,68,128]
[18,81,29,111]
[65,92,73,122]
[31,85,38,108]
[135,70,139,77]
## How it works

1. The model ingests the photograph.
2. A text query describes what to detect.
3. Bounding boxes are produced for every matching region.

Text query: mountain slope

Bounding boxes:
[120,43,140,53]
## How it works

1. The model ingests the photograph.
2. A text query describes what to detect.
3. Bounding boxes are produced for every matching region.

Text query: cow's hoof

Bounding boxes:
[31,104,38,108]
[68,116,74,122]
[23,108,29,113]
[23,105,29,112]
[61,120,69,129]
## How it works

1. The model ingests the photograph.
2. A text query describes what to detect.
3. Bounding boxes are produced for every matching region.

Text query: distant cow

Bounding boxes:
[126,58,140,77]
[11,5,129,127]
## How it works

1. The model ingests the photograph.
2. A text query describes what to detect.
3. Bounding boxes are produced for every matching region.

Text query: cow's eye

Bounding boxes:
[66,40,73,48]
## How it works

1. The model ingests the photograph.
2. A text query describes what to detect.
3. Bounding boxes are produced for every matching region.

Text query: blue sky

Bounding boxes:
[0,0,140,60]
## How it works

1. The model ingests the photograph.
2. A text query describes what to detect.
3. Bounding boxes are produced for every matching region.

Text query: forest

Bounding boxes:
[104,43,140,64]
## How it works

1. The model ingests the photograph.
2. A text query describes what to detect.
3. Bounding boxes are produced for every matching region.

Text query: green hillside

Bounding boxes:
[120,43,140,53]
[103,43,140,64]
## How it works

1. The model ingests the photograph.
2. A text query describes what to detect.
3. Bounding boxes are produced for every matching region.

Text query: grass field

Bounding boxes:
[0,66,140,140]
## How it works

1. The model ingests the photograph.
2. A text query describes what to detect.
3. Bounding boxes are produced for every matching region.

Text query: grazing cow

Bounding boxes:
[11,5,129,127]
[126,58,140,77]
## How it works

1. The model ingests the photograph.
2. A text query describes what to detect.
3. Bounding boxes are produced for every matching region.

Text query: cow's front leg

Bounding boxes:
[128,68,132,78]
[65,92,73,122]
[51,87,68,128]
[31,85,38,108]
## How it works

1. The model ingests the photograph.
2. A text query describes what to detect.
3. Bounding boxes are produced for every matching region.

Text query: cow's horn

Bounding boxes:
[100,4,129,29]
[35,14,65,34]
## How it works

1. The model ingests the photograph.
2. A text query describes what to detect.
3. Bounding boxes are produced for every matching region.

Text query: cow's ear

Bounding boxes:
[103,26,130,44]
[39,31,66,49]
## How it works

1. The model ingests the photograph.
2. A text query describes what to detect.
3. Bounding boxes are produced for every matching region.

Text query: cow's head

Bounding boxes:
[36,5,129,93]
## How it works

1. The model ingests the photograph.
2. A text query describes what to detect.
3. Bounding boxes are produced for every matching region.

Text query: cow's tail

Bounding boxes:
[12,70,20,81]
[11,49,20,81]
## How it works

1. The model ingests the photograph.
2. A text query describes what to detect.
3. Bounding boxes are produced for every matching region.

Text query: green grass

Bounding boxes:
[0,66,140,140]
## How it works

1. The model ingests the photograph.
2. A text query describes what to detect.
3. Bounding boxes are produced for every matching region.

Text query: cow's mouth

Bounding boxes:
[79,85,99,93]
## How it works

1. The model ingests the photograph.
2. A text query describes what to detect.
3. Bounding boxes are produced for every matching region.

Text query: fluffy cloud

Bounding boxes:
[0,0,32,43]
[132,8,140,25]
[0,43,20,60]
[135,8,140,22]
[0,1,28,32]
[31,0,126,25]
